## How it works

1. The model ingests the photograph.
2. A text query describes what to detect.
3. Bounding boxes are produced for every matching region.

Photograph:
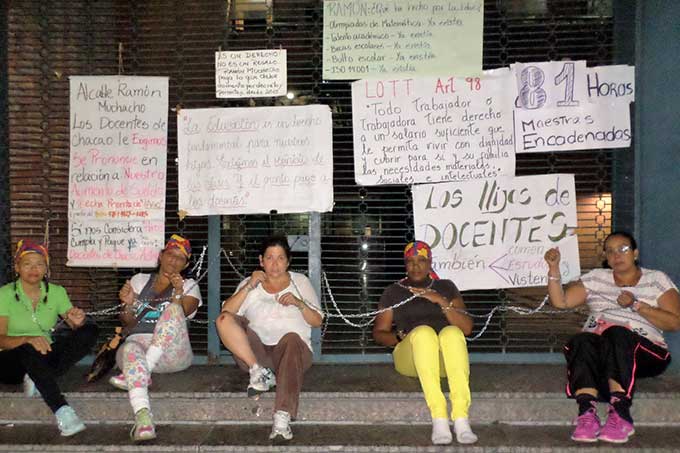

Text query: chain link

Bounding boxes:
[80,249,635,340]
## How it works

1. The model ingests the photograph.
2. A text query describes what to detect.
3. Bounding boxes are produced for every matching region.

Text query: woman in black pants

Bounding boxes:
[0,239,98,436]
[545,231,680,444]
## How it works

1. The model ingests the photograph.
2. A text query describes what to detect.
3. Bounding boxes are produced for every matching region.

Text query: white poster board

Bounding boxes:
[513,61,632,153]
[323,0,483,79]
[352,68,515,186]
[67,76,168,267]
[215,49,287,98]
[177,105,333,215]
[413,174,580,290]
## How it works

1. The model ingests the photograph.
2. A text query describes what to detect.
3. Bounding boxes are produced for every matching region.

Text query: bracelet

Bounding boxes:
[297,300,307,312]
[632,300,642,312]
[441,300,454,311]
[547,274,562,281]
[173,293,182,301]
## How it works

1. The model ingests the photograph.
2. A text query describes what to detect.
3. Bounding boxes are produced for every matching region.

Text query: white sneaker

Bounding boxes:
[269,410,293,442]
[454,417,478,444]
[23,374,40,398]
[247,364,276,397]
[108,373,127,390]
[55,405,86,437]
[431,418,453,445]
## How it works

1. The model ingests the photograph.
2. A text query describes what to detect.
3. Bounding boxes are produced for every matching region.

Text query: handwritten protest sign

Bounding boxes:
[215,49,287,98]
[68,76,168,267]
[586,64,635,104]
[413,174,580,290]
[352,68,515,186]
[177,105,333,215]
[323,0,483,79]
[513,61,632,153]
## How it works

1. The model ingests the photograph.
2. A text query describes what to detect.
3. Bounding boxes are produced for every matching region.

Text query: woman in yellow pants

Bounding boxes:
[373,241,477,445]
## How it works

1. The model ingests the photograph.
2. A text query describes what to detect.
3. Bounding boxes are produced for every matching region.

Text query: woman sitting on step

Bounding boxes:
[545,231,680,444]
[0,239,98,437]
[373,240,478,446]
[216,235,323,443]
[109,234,202,442]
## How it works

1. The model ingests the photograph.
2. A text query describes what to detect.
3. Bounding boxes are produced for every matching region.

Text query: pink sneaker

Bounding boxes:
[571,408,600,442]
[598,407,635,443]
[108,373,152,391]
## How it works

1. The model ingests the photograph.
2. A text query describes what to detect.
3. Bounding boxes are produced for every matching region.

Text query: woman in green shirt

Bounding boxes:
[0,239,98,436]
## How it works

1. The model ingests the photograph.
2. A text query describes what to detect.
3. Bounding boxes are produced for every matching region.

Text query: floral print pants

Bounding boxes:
[115,302,193,389]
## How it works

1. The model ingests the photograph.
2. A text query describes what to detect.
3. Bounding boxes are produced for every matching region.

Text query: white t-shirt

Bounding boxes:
[128,273,203,339]
[581,267,678,347]
[236,271,322,351]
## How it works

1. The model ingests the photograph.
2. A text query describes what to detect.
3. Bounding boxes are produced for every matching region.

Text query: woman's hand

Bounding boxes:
[277,291,302,308]
[617,290,636,309]
[408,287,447,307]
[26,336,51,355]
[248,270,267,289]
[64,307,86,328]
[164,272,185,293]
[544,247,561,272]
[119,280,135,305]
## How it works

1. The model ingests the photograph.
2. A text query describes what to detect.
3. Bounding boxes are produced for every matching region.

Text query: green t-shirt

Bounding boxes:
[0,281,72,343]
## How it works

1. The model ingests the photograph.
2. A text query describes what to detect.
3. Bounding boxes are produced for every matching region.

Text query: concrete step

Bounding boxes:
[1,364,680,425]
[3,390,680,425]
[2,423,680,452]
[2,364,680,452]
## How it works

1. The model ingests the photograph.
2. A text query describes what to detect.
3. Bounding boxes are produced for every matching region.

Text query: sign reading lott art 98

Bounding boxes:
[67,76,168,268]
[413,174,580,290]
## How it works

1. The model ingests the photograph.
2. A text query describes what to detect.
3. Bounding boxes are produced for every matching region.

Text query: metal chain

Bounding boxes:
[81,249,644,336]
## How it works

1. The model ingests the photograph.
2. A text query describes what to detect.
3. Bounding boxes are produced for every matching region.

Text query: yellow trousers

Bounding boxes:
[393,325,471,419]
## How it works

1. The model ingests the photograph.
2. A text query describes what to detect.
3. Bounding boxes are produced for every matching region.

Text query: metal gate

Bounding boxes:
[4,0,631,359]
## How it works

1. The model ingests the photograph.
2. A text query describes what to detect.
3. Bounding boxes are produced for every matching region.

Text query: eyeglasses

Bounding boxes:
[604,245,632,257]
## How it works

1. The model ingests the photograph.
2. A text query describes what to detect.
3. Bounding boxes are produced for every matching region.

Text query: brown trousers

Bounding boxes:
[231,314,313,418]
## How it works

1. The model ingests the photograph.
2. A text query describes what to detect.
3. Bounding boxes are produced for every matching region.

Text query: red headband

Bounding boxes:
[404,241,439,280]
[15,239,49,265]
[164,234,191,258]
[404,241,432,261]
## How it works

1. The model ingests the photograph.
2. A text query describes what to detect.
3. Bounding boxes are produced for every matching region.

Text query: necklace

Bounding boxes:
[13,280,53,335]
[396,277,434,291]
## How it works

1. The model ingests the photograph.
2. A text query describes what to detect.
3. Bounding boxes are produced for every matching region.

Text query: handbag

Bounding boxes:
[86,301,156,382]
[86,326,125,382]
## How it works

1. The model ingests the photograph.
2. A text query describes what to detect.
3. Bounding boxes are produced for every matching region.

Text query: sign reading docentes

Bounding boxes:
[67,76,168,267]
[323,0,483,79]
[413,174,580,290]
[513,61,632,153]
[177,105,333,215]
[351,69,515,186]
[215,49,287,98]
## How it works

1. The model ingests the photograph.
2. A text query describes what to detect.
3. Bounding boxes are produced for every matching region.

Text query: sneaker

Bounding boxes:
[55,405,86,437]
[130,408,156,442]
[109,373,152,391]
[571,408,601,442]
[23,374,40,398]
[269,410,293,442]
[598,406,635,443]
[247,364,276,398]
[431,418,452,445]
[453,417,478,444]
